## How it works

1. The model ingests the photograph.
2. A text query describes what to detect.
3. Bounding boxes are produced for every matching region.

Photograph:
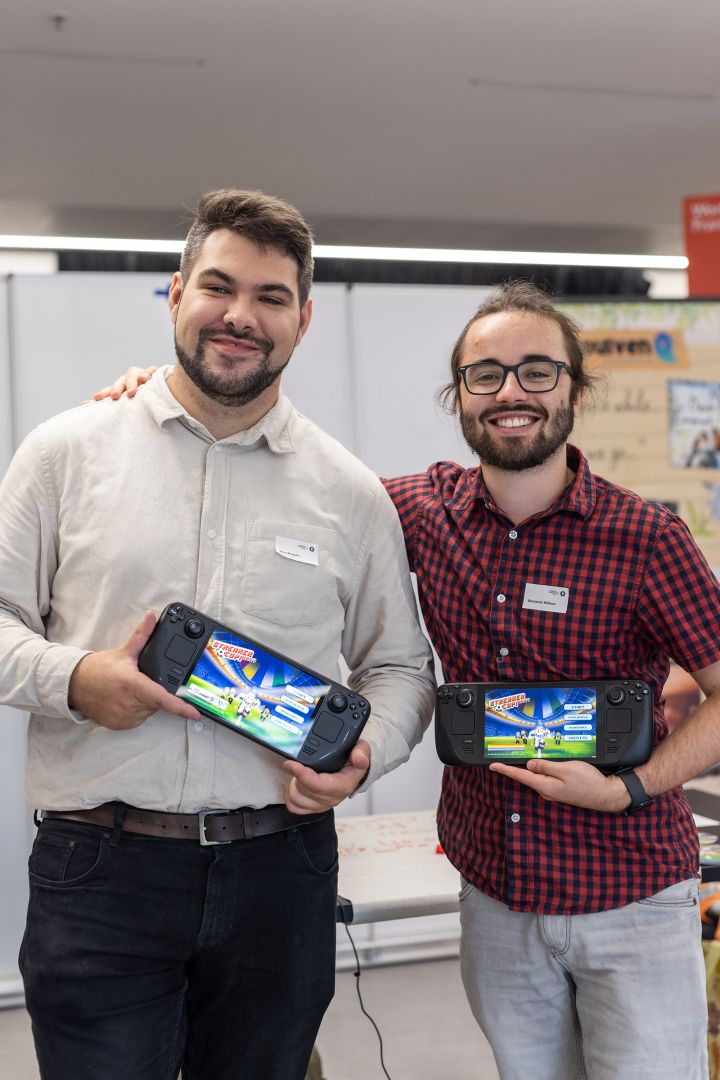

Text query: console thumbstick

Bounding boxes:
[457,689,474,708]
[607,686,626,706]
[185,619,206,639]
[328,693,348,713]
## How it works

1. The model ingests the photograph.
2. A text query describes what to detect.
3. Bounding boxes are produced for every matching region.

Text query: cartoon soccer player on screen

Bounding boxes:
[528,723,552,758]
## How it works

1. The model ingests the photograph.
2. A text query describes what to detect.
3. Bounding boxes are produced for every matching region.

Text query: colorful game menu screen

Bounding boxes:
[177,630,330,758]
[484,686,597,761]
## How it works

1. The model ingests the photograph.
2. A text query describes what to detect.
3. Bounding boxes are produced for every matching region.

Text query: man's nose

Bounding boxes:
[223,298,257,331]
[494,370,527,402]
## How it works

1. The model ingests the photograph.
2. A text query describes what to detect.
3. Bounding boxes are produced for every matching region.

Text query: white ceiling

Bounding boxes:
[1,0,719,253]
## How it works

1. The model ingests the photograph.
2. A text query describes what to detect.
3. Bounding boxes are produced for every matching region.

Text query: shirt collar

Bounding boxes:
[451,444,597,520]
[143,366,297,454]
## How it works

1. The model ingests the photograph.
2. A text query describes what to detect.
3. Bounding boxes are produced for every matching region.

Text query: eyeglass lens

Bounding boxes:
[464,360,559,393]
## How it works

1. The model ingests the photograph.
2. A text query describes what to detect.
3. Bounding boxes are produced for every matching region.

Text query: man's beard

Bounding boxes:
[460,401,575,471]
[174,326,290,407]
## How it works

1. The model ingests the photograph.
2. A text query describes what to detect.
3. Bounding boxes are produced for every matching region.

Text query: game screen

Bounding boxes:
[177,629,330,758]
[483,686,597,761]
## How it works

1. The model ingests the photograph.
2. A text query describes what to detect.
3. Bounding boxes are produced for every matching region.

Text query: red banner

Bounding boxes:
[684,194,720,297]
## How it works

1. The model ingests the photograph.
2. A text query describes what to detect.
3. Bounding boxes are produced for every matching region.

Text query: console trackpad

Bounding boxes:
[451,710,475,736]
[606,708,632,734]
[164,635,197,666]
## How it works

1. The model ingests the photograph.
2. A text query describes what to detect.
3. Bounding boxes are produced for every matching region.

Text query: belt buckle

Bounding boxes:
[198,809,235,846]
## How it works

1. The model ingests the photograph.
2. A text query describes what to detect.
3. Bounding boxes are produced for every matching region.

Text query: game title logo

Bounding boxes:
[211,641,257,664]
[491,692,529,711]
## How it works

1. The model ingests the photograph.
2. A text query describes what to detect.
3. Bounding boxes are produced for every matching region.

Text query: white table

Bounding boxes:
[336,810,460,925]
[335,799,720,925]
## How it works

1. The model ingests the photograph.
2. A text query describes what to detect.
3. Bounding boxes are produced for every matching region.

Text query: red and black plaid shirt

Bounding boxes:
[384,446,720,914]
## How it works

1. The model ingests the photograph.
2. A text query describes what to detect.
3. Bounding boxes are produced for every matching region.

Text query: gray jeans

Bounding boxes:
[459,878,707,1080]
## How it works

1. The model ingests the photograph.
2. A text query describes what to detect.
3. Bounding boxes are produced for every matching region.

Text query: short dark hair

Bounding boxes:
[180,188,314,307]
[438,281,599,412]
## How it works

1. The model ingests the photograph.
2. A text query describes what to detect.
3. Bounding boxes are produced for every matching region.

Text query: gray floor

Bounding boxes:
[0,956,498,1080]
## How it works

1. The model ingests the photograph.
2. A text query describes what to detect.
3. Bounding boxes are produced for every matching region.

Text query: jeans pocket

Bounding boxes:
[29,824,107,888]
[290,816,339,877]
[637,877,699,908]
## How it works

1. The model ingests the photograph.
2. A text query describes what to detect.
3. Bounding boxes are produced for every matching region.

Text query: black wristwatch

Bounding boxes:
[616,768,654,815]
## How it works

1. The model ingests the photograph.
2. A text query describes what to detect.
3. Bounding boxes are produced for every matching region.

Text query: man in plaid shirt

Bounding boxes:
[385,282,720,1080]
[105,279,720,1078]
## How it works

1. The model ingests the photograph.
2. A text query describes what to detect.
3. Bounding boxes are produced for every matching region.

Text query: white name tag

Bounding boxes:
[275,536,319,566]
[522,582,570,613]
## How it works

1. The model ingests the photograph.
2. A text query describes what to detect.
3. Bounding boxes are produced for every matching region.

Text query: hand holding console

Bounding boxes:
[139,603,370,772]
[435,680,653,771]
[69,611,201,730]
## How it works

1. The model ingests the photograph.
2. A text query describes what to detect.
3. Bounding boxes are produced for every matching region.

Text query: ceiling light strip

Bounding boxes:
[0,235,688,270]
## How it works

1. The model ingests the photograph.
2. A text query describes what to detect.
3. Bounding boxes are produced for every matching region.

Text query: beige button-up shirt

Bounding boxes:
[0,371,435,811]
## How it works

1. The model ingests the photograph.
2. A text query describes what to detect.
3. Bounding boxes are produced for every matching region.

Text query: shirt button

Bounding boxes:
[509,530,518,539]
[499,647,509,657]
[214,444,225,453]
[207,528,217,539]
[194,721,205,733]
[510,813,521,823]
[497,594,506,603]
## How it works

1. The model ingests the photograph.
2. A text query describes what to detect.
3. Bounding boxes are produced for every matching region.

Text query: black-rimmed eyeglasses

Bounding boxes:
[457,359,571,395]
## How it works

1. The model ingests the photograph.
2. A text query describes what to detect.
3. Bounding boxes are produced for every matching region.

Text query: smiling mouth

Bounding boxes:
[488,415,541,429]
[210,336,258,351]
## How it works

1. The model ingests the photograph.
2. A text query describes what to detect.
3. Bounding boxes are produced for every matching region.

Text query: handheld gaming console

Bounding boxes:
[435,680,653,770]
[139,602,370,772]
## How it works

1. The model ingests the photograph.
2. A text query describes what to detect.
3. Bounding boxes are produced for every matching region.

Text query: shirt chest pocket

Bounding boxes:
[241,519,342,629]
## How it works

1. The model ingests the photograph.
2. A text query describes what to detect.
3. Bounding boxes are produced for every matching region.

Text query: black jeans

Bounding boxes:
[19,812,338,1080]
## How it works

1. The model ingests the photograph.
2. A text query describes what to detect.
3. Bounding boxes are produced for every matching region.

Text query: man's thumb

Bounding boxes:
[122,610,157,660]
[526,758,559,776]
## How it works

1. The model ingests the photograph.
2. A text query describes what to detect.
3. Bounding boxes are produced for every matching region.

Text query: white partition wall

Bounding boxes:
[10,273,177,443]
[9,276,355,450]
[349,284,486,477]
[349,285,489,819]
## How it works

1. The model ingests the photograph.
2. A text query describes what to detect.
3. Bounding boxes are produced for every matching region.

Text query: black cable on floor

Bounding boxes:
[343,922,393,1080]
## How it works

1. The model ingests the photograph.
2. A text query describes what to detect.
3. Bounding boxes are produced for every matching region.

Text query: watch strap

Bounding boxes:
[616,768,654,815]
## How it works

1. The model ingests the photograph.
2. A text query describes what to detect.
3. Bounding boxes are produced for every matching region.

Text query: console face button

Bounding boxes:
[164,635,197,666]
[327,692,348,713]
[606,707,632,734]
[185,619,205,639]
[312,713,343,743]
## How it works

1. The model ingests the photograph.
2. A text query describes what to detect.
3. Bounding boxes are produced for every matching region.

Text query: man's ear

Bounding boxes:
[168,272,184,324]
[573,385,585,417]
[295,297,313,347]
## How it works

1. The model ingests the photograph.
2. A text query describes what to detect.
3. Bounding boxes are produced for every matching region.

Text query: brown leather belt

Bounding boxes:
[42,802,329,846]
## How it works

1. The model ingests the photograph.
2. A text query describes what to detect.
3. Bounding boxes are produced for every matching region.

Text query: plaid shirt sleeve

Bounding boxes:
[635,516,720,674]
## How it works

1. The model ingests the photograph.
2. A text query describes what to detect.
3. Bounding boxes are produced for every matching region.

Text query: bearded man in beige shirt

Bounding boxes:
[0,188,435,1080]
